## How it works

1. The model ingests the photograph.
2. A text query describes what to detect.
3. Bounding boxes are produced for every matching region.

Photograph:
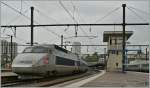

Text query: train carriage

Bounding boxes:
[12,44,88,78]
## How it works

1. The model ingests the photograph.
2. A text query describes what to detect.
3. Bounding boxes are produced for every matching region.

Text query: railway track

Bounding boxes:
[1,78,41,87]
[2,80,31,87]
[1,70,99,87]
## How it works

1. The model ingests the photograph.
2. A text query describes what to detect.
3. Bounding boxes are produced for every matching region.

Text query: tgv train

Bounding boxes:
[12,44,88,78]
[125,61,149,73]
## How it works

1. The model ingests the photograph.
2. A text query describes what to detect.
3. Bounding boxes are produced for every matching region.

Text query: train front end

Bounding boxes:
[12,46,50,76]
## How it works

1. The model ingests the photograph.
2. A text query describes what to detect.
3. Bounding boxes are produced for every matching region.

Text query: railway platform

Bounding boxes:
[1,71,17,77]
[1,69,12,72]
[82,71,149,87]
[56,70,149,87]
[1,71,18,83]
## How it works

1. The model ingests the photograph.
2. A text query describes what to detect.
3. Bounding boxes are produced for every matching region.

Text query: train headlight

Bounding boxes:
[43,55,49,64]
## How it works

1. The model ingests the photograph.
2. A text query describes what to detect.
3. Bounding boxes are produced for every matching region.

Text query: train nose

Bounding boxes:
[12,65,33,74]
[12,57,34,74]
[12,53,47,74]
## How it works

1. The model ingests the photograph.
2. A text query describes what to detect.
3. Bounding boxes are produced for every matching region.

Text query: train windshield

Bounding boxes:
[23,46,48,53]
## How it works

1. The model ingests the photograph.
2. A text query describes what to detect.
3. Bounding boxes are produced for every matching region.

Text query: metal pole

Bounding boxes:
[122,4,126,73]
[10,36,13,64]
[146,48,148,60]
[61,35,63,47]
[1,23,149,28]
[5,47,8,68]
[31,7,34,46]
[14,27,16,37]
[104,48,107,70]
[0,1,1,68]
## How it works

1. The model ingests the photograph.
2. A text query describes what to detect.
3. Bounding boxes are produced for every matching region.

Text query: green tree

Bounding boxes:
[84,52,99,62]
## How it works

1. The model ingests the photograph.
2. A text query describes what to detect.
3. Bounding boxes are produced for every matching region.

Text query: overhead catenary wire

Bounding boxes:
[59,0,97,49]
[71,1,98,48]
[127,7,149,23]
[24,1,70,38]
[1,3,62,47]
[34,8,70,38]
[1,33,28,44]
[70,0,76,20]
[34,8,60,24]
[20,0,23,13]
[6,8,30,25]
[76,2,92,32]
[1,1,61,38]
[2,1,149,44]
[59,0,97,52]
[128,6,149,16]
[94,7,121,23]
[59,0,76,23]
[3,8,30,34]
[1,1,31,20]
[74,4,99,45]
[22,1,70,38]
[58,0,91,38]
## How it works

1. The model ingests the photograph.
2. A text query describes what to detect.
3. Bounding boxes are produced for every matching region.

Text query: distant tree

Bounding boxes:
[84,52,99,62]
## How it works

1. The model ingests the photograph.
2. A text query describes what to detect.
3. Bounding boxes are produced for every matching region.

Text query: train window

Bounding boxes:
[56,56,75,66]
[23,47,32,53]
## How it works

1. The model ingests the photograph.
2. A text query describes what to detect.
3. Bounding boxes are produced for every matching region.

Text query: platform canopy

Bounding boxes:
[103,31,133,42]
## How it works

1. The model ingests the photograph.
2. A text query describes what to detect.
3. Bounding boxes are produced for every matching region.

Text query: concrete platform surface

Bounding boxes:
[1,72,17,77]
[1,69,12,72]
[82,71,149,87]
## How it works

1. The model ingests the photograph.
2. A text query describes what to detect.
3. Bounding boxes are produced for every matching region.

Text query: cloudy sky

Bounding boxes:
[0,0,150,53]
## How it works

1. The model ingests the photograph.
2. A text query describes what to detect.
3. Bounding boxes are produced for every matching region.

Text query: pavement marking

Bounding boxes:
[64,70,106,87]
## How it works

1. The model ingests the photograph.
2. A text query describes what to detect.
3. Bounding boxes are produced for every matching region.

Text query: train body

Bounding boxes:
[12,44,88,77]
[125,61,149,73]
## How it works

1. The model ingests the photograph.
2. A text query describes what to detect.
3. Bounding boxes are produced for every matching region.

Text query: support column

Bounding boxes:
[31,7,34,46]
[122,4,126,73]
[10,35,13,64]
[146,48,148,60]
[61,35,63,47]
[104,48,107,70]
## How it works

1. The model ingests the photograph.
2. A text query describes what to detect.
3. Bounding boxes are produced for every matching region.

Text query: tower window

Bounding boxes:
[110,39,112,45]
[115,39,117,45]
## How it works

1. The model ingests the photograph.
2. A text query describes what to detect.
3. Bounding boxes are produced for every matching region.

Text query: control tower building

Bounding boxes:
[103,31,133,71]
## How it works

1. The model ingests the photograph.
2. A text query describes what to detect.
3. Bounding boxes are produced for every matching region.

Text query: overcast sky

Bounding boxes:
[0,0,150,54]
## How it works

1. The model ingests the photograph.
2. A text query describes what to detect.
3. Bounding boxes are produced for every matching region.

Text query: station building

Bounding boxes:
[103,31,133,71]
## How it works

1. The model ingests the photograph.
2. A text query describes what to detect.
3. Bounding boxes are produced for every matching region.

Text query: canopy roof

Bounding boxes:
[103,31,133,42]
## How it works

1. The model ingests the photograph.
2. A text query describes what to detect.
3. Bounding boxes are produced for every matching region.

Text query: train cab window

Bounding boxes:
[32,47,48,53]
[23,47,32,53]
[23,47,48,53]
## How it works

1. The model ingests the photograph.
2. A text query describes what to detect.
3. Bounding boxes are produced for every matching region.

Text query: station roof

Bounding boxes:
[103,31,133,42]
